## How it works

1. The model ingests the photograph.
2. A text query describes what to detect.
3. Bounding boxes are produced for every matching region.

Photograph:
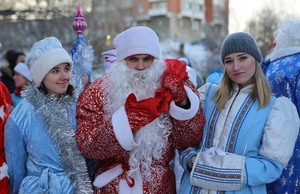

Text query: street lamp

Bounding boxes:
[106,34,111,46]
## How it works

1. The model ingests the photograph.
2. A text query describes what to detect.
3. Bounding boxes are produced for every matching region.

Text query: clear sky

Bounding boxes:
[229,0,300,32]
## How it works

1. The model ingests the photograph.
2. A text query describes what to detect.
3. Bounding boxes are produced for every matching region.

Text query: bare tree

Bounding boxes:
[86,0,133,59]
[245,7,280,58]
[0,0,91,54]
[0,0,136,68]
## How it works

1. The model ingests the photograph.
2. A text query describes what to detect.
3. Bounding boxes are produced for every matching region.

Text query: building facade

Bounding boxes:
[93,0,228,43]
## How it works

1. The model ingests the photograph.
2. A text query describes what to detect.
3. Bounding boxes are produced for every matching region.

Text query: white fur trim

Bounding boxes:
[112,106,137,150]
[93,164,124,188]
[30,48,73,86]
[119,170,143,194]
[267,46,300,61]
[169,85,200,120]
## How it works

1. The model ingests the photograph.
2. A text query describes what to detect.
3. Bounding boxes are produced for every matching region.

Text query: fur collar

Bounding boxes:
[267,46,300,61]
[22,84,93,194]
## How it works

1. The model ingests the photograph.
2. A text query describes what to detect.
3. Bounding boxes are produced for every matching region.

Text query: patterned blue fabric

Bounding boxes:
[178,84,290,194]
[261,53,300,116]
[4,98,75,194]
[262,51,300,194]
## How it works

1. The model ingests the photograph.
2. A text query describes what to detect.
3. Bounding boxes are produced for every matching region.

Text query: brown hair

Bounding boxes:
[38,84,74,96]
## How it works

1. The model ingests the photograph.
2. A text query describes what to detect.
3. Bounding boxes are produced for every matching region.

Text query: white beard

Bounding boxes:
[103,59,166,116]
[103,59,172,181]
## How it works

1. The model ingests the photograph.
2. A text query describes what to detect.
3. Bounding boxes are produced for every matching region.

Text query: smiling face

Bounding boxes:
[224,52,256,88]
[42,63,71,95]
[125,54,154,70]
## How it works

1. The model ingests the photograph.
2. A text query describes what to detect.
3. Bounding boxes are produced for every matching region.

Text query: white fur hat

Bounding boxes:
[102,49,117,73]
[26,37,73,86]
[273,19,300,49]
[14,62,32,82]
[113,26,161,61]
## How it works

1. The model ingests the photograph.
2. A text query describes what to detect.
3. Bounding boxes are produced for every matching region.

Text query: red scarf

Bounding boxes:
[14,87,22,96]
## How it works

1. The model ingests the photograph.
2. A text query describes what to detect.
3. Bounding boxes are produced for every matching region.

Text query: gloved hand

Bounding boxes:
[154,87,172,113]
[125,93,162,131]
[161,59,189,104]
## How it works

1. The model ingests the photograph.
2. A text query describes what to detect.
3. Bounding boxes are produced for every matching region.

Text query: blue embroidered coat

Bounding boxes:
[179,83,299,194]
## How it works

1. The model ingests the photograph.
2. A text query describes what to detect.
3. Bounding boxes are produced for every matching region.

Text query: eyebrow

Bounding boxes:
[237,53,247,57]
[225,53,247,60]
[129,55,153,59]
[51,64,70,70]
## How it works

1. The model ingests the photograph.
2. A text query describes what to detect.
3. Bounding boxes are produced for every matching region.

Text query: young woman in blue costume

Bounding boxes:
[4,37,93,194]
[178,32,299,194]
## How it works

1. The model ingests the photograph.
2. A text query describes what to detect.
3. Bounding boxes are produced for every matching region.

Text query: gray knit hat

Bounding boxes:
[220,32,262,64]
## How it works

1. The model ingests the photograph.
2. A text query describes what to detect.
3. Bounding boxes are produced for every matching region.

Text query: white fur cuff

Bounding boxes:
[112,106,137,151]
[169,86,200,120]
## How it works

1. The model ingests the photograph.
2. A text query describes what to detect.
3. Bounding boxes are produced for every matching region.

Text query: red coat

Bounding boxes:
[76,71,205,194]
[0,82,13,107]
[0,84,10,194]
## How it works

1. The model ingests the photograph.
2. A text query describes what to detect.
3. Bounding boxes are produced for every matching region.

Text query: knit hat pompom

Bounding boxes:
[113,26,161,62]
[220,32,262,64]
[26,37,73,86]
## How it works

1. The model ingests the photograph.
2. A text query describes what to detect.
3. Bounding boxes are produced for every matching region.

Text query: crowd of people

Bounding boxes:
[0,19,299,194]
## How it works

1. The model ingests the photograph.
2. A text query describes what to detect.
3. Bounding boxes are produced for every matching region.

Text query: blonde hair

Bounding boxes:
[214,62,271,110]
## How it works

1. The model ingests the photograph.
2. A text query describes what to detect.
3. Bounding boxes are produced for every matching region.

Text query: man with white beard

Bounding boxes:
[75,26,205,194]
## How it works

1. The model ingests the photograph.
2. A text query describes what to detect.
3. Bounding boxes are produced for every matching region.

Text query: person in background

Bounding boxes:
[184,65,199,88]
[11,62,32,107]
[0,81,13,109]
[4,37,93,194]
[261,19,300,194]
[1,50,26,93]
[81,72,91,89]
[80,70,95,182]
[101,48,117,74]
[205,69,223,84]
[178,56,204,88]
[75,26,205,194]
[0,84,10,194]
[179,32,299,194]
